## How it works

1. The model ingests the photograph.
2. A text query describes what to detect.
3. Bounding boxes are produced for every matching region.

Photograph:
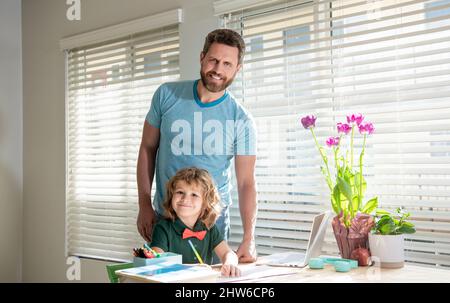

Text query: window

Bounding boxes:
[224,0,450,268]
[63,11,181,262]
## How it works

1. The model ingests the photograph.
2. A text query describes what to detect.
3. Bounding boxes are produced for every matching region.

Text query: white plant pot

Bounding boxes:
[368,233,405,268]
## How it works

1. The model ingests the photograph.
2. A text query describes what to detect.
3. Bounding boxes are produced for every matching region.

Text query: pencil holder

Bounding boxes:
[133,252,182,267]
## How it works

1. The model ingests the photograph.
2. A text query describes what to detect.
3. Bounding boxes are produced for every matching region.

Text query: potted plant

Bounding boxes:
[301,114,377,264]
[369,208,416,268]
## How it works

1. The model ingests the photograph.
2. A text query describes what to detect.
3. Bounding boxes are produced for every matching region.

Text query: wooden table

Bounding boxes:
[117,261,450,283]
[222,262,450,283]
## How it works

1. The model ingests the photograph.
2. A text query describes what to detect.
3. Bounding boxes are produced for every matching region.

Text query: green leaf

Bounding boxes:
[401,221,415,228]
[344,169,355,186]
[361,197,378,214]
[343,169,360,211]
[376,215,391,226]
[397,225,416,234]
[396,221,416,234]
[331,197,339,215]
[337,176,353,215]
[379,220,396,235]
[340,197,349,214]
[375,215,393,234]
[342,209,351,227]
[375,209,391,217]
[338,165,346,179]
[332,185,342,214]
[352,196,359,214]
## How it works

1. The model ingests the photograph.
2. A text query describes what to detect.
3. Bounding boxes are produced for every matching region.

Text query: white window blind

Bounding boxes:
[224,0,450,268]
[65,23,180,262]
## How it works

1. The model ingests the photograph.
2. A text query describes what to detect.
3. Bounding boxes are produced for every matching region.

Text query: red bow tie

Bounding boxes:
[182,228,207,241]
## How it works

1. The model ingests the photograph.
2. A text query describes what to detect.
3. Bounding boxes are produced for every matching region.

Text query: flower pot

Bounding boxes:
[368,233,405,268]
[333,228,369,259]
[332,213,373,262]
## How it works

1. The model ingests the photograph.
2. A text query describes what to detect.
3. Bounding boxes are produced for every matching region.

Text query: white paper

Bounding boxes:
[216,265,299,283]
[255,252,307,267]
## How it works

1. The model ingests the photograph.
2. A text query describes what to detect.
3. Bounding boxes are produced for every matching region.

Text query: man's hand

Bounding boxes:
[236,238,257,263]
[234,155,258,263]
[136,121,160,242]
[137,204,156,242]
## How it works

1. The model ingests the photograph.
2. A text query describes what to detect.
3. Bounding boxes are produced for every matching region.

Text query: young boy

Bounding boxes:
[150,167,241,277]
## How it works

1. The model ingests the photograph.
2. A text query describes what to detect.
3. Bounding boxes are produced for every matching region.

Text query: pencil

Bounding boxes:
[187,239,204,264]
[150,248,160,258]
[144,243,160,257]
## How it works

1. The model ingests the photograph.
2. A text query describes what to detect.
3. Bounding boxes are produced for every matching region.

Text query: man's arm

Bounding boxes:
[136,121,160,242]
[234,155,258,263]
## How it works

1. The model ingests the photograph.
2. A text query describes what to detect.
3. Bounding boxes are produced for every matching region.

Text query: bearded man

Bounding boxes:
[136,29,257,263]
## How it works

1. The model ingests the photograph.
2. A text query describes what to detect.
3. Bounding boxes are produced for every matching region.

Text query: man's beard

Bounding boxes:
[200,70,235,93]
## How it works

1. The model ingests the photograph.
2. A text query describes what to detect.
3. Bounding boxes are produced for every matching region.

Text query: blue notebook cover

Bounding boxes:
[116,262,219,283]
[136,264,189,276]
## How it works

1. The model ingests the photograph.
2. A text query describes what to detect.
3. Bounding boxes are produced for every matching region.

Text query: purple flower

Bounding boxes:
[347,113,364,126]
[358,122,375,135]
[326,136,340,147]
[337,122,351,135]
[301,115,317,129]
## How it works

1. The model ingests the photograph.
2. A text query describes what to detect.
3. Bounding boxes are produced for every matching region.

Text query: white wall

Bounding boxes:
[0,0,23,283]
[22,0,219,282]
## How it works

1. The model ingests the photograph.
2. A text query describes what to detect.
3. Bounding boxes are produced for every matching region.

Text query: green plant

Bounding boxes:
[372,208,416,235]
[301,114,378,228]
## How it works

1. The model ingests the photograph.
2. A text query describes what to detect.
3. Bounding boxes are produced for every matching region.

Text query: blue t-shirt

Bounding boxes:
[146,79,257,215]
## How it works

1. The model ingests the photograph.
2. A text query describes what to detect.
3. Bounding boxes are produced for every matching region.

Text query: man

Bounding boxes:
[136,29,257,263]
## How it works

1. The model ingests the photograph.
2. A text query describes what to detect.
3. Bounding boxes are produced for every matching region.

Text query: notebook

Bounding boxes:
[116,262,220,283]
[256,211,331,268]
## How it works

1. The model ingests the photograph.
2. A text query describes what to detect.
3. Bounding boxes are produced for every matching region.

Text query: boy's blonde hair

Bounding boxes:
[163,167,222,229]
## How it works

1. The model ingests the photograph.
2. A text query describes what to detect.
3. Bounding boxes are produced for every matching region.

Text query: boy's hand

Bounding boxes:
[221,264,241,277]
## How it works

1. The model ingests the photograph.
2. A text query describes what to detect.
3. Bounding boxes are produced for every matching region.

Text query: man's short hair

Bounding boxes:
[202,29,246,65]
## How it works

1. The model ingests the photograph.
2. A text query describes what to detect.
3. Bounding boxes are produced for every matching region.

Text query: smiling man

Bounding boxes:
[136,29,258,263]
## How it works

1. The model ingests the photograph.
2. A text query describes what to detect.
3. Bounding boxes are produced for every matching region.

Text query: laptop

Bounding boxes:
[256,211,331,268]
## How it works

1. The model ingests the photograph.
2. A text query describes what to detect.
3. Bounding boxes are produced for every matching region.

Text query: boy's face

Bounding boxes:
[171,180,204,221]
[200,42,242,93]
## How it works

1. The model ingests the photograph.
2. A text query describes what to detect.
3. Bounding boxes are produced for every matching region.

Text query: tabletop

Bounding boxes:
[217,262,450,283]
[117,261,450,283]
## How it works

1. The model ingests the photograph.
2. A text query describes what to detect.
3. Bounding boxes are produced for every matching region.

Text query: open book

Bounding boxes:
[116,262,220,283]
